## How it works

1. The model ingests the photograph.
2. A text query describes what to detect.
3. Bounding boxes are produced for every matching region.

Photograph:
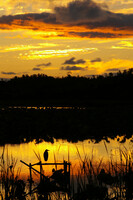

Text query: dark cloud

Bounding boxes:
[1,71,16,75]
[0,12,57,26]
[36,62,51,67]
[55,0,133,30]
[0,0,133,38]
[106,68,120,72]
[91,58,102,63]
[55,0,113,24]
[68,31,124,38]
[63,57,86,65]
[61,66,87,71]
[32,68,41,71]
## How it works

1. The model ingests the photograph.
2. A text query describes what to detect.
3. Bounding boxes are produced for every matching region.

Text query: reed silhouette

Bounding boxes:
[72,145,133,200]
[0,148,25,200]
[0,146,133,199]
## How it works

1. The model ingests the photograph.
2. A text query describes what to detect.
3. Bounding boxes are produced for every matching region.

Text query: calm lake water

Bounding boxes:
[1,136,133,179]
[0,107,133,199]
[0,136,133,200]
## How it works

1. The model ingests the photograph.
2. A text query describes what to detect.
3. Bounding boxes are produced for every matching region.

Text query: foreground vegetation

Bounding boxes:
[72,146,133,200]
[0,146,133,200]
[0,148,25,200]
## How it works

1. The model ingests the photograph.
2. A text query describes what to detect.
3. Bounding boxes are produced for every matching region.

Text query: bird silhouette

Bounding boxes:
[43,149,49,161]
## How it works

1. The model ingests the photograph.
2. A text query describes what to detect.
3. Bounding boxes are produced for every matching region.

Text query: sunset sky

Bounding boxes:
[1,0,133,78]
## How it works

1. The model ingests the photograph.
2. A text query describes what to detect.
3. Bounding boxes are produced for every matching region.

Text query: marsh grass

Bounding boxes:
[0,144,133,200]
[0,147,24,200]
[71,144,133,200]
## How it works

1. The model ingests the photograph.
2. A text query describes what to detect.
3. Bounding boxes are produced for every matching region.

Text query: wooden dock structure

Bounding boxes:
[20,159,71,199]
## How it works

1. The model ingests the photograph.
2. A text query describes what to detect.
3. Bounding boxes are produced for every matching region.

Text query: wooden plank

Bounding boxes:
[20,160,47,178]
[33,162,71,166]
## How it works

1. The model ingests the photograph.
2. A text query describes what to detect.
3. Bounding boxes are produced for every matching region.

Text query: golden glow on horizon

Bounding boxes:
[1,58,133,78]
[92,59,133,74]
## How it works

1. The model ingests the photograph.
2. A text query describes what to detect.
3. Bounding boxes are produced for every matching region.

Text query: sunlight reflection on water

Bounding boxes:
[3,106,86,110]
[0,136,133,179]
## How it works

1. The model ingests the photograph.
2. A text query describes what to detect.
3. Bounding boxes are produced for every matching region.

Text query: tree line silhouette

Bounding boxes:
[1,68,133,106]
[0,69,133,144]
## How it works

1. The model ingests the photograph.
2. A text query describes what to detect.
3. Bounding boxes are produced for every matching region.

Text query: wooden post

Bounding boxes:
[40,161,42,183]
[29,163,32,195]
[64,160,71,198]
[68,163,71,198]
[64,160,67,176]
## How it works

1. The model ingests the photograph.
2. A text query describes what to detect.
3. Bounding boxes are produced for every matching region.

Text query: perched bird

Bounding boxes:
[43,149,49,161]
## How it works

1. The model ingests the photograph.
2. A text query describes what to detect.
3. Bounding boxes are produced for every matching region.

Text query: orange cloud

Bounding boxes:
[1,18,133,40]
[0,0,133,39]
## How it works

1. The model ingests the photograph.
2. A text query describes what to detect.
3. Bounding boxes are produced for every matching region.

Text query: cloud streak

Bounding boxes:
[32,67,41,71]
[61,65,87,71]
[36,62,51,67]
[1,71,16,75]
[106,68,120,72]
[20,47,95,59]
[91,58,102,63]
[63,57,86,65]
